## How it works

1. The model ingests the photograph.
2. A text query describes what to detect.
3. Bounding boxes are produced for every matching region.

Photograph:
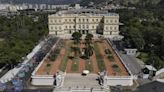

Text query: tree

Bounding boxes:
[72,32,82,44]
[129,27,145,50]
[85,33,93,45]
[84,33,94,58]
[84,45,94,59]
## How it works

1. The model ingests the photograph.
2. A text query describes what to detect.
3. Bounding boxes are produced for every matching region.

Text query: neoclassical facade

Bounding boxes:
[48,9,121,39]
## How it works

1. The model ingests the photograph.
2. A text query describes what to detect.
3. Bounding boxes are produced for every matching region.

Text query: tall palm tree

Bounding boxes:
[72,32,82,57]
[84,45,94,59]
[85,33,93,45]
[84,33,94,58]
[72,32,82,44]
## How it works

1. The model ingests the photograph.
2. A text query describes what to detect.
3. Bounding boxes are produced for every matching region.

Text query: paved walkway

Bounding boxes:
[63,73,100,88]
[119,53,142,75]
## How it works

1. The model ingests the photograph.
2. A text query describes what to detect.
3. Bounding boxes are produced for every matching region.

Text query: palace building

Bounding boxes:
[48,9,121,39]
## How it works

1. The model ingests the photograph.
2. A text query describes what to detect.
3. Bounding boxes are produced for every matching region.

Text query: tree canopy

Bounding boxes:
[0,14,48,68]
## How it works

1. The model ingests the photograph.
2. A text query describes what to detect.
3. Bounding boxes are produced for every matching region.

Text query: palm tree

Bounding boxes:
[85,33,93,45]
[72,32,82,44]
[72,32,82,57]
[84,33,94,58]
[84,45,94,59]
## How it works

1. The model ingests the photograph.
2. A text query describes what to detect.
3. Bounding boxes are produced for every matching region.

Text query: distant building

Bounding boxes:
[48,9,121,39]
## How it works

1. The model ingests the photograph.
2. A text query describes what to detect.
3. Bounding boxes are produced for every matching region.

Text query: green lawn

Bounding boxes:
[71,58,79,71]
[85,59,93,72]
[59,44,71,72]
[49,48,60,61]
[94,42,105,72]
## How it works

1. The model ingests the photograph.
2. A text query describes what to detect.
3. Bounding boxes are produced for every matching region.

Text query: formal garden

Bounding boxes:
[36,32,129,76]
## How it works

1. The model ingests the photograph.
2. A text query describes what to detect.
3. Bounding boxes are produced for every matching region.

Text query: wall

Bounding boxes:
[31,75,54,85]
[48,13,120,39]
[103,76,134,86]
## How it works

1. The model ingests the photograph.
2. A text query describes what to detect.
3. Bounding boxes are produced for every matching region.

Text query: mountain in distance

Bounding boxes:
[0,0,80,4]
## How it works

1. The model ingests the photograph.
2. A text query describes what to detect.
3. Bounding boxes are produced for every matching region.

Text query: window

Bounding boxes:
[92,19,94,22]
[79,19,81,22]
[55,26,57,30]
[65,25,67,29]
[86,25,89,29]
[86,19,89,22]
[59,26,61,30]
[73,25,75,28]
[110,20,113,23]
[65,19,67,22]
[96,19,98,22]
[83,19,85,22]
[79,25,81,28]
[92,26,94,29]
[69,26,71,29]
[106,27,108,30]
[114,27,117,30]
[115,20,117,23]
[54,20,56,23]
[51,20,53,23]
[59,20,61,23]
[110,31,112,35]
[106,20,108,23]
[69,19,71,22]
[83,25,85,28]
[110,26,113,30]
[51,26,53,30]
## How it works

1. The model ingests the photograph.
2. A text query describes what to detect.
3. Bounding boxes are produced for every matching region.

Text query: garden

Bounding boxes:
[36,32,129,76]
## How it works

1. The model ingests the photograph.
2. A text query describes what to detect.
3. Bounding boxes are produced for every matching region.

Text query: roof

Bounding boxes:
[51,9,119,17]
[145,65,157,71]
[156,68,164,76]
[134,81,164,92]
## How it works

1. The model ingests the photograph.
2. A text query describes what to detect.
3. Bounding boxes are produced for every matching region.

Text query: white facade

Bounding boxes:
[103,76,134,86]
[48,9,120,39]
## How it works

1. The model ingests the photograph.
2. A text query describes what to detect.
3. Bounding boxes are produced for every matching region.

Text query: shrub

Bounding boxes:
[47,63,51,67]
[107,54,114,61]
[112,64,118,68]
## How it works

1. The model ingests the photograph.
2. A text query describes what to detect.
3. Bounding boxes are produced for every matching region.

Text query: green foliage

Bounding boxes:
[85,60,93,72]
[84,45,94,58]
[59,46,71,71]
[72,32,82,44]
[94,43,105,71]
[71,58,79,71]
[49,49,60,61]
[112,64,119,68]
[46,63,51,67]
[117,2,164,69]
[107,54,114,62]
[0,15,48,67]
